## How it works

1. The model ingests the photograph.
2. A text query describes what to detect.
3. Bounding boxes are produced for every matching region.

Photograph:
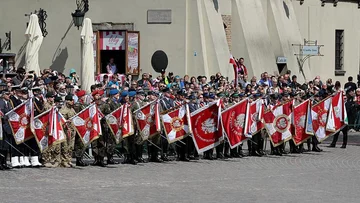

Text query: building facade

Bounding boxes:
[0,0,359,84]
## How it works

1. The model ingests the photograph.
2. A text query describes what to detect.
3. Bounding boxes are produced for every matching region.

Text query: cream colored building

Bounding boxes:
[0,0,359,85]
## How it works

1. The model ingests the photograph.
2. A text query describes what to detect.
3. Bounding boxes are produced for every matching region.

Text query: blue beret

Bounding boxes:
[109,89,119,96]
[209,93,215,99]
[203,93,209,98]
[128,91,136,97]
[120,90,128,97]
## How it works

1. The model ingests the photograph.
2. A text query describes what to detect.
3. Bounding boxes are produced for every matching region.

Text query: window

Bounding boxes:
[335,30,344,71]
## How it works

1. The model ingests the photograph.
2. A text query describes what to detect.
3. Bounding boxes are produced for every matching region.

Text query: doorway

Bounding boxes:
[100,50,126,74]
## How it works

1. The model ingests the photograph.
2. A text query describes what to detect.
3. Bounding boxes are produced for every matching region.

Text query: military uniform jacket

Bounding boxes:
[73,102,87,113]
[160,97,175,112]
[0,98,13,134]
[188,102,198,113]
[33,97,45,116]
[9,95,22,108]
[109,99,120,112]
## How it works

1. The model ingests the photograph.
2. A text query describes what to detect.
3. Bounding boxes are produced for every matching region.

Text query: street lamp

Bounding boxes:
[72,9,85,30]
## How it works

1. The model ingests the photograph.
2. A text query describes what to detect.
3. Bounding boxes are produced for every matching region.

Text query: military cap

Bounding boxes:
[76,90,86,97]
[203,93,209,98]
[217,92,226,98]
[137,90,146,95]
[209,93,215,99]
[162,87,170,93]
[11,85,21,91]
[147,91,156,96]
[92,89,104,97]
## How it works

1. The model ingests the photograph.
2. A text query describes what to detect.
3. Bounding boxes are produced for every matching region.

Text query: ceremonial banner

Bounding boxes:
[161,104,192,144]
[245,99,264,137]
[190,101,223,153]
[121,104,134,138]
[312,97,334,142]
[48,108,66,146]
[292,100,313,145]
[71,104,101,145]
[135,100,161,140]
[230,55,238,88]
[331,92,347,131]
[33,108,53,152]
[263,100,293,147]
[221,99,249,149]
[105,106,123,143]
[6,99,34,144]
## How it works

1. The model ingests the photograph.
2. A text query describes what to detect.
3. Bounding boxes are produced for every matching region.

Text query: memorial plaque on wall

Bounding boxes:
[126,31,140,75]
[147,10,172,24]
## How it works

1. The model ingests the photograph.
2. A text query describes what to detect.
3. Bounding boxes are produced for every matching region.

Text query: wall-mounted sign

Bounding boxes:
[302,45,319,56]
[276,57,287,64]
[126,31,140,75]
[147,10,172,24]
[99,31,126,50]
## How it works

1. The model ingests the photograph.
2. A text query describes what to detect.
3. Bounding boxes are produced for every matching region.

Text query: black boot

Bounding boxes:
[136,145,146,163]
[0,151,11,170]
[107,155,119,165]
[97,157,106,167]
[92,156,100,166]
[76,157,89,167]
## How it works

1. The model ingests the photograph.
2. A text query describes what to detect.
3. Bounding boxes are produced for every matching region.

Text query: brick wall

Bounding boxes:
[222,15,232,52]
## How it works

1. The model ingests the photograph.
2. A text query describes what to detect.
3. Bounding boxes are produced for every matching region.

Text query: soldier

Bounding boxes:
[9,85,26,168]
[91,89,108,167]
[59,94,77,167]
[122,90,137,165]
[133,90,147,163]
[174,90,189,161]
[249,93,265,157]
[73,90,89,166]
[41,92,59,168]
[0,88,12,170]
[147,91,163,162]
[311,93,323,152]
[106,88,120,165]
[186,93,199,160]
[159,88,175,161]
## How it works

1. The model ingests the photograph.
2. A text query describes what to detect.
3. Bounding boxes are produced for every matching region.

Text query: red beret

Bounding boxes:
[76,90,86,97]
[91,90,104,97]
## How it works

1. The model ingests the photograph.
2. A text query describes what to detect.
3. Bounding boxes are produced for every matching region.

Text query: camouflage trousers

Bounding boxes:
[123,132,143,155]
[74,135,86,158]
[92,126,116,158]
[63,129,76,164]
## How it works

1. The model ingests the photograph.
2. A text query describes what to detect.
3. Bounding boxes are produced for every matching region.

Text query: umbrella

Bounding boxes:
[80,18,95,93]
[25,14,43,75]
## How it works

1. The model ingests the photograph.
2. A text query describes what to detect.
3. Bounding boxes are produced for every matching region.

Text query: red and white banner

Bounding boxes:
[312,97,334,142]
[135,100,161,140]
[221,99,249,148]
[121,104,134,138]
[331,91,347,132]
[190,101,223,153]
[49,108,66,146]
[99,31,126,50]
[161,104,192,144]
[263,100,293,147]
[292,100,313,145]
[6,99,34,144]
[71,104,101,145]
[105,106,122,143]
[245,99,264,137]
[33,108,52,152]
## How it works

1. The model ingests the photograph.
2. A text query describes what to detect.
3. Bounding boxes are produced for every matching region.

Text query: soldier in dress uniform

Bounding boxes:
[0,88,13,170]
[73,90,89,166]
[105,88,120,165]
[59,94,77,167]
[159,88,175,161]
[91,89,108,167]
[186,93,199,160]
[248,93,265,157]
[311,93,323,152]
[9,85,26,168]
[174,90,189,161]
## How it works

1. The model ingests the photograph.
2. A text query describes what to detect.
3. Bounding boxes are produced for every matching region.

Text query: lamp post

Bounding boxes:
[71,0,89,29]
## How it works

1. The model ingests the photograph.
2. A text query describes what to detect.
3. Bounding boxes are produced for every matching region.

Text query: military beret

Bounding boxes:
[231,93,239,98]
[129,91,136,97]
[203,93,209,98]
[46,92,55,98]
[137,90,146,95]
[76,90,86,98]
[65,94,74,101]
[55,96,63,103]
[110,89,120,96]
[188,94,196,100]
[92,90,104,97]
[217,92,226,98]
[209,93,215,99]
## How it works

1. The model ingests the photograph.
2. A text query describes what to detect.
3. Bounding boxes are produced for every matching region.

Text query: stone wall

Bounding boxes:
[222,15,232,51]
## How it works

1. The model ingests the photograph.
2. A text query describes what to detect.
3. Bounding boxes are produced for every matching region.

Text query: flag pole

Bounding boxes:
[5,140,25,156]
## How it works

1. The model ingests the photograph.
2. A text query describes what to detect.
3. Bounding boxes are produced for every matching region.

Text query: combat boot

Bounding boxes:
[76,157,89,167]
[107,155,119,165]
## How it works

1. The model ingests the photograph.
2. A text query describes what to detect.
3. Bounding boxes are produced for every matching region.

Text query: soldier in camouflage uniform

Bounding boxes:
[121,90,137,165]
[73,90,89,166]
[91,89,108,167]
[41,92,58,168]
[106,89,121,164]
[59,94,77,167]
[147,91,163,162]
[133,90,147,163]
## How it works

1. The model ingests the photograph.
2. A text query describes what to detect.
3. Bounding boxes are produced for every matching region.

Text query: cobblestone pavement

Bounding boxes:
[0,134,360,203]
